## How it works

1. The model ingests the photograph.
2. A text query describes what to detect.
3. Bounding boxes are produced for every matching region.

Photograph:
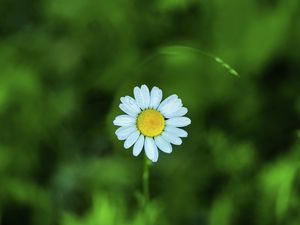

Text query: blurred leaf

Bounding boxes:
[210,195,233,225]
[259,159,298,221]
[61,193,166,225]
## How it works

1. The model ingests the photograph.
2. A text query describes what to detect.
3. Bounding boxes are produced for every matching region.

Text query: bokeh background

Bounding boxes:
[1,0,300,224]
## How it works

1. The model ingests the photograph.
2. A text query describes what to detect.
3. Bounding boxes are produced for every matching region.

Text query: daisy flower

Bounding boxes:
[113,85,191,162]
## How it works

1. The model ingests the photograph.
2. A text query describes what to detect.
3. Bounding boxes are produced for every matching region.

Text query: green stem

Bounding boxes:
[159,45,239,77]
[143,153,150,206]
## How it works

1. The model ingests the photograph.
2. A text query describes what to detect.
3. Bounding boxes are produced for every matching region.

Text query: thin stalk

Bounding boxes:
[136,45,239,77]
[159,45,239,77]
[143,153,150,206]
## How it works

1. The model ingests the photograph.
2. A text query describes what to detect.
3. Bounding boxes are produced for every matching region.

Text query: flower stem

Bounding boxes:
[143,153,150,206]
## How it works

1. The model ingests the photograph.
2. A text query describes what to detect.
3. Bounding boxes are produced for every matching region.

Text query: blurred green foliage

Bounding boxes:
[0,0,300,225]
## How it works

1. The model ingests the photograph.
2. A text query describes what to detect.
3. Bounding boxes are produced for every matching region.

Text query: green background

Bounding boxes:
[0,0,300,224]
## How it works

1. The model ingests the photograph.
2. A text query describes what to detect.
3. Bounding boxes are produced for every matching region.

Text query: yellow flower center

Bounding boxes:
[137,109,165,137]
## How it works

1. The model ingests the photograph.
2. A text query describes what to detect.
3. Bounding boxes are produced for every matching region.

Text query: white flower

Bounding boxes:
[113,85,191,162]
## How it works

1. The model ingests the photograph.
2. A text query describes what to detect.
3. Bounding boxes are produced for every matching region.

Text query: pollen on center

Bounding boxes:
[137,109,165,137]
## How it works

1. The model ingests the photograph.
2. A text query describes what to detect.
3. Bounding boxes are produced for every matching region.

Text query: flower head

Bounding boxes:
[113,85,191,162]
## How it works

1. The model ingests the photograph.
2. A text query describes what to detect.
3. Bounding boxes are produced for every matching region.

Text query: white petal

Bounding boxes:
[158,94,178,112]
[145,137,159,162]
[121,96,141,114]
[119,104,138,117]
[160,98,183,116]
[115,125,137,140]
[165,107,188,118]
[166,117,191,127]
[124,130,140,149]
[154,136,172,153]
[113,115,136,126]
[141,85,150,109]
[134,87,145,110]
[161,131,182,145]
[165,126,188,137]
[149,87,162,109]
[133,135,144,156]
